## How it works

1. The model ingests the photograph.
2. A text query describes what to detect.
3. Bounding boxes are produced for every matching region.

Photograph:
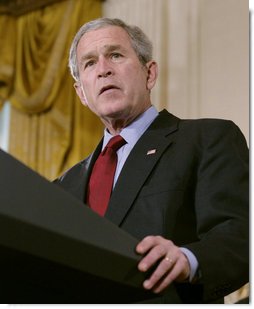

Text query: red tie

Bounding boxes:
[87,135,126,216]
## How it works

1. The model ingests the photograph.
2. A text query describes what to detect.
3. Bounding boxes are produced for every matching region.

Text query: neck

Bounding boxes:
[103,118,132,135]
[101,105,151,135]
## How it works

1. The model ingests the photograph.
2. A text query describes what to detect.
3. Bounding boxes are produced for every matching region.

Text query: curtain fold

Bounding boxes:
[0,0,103,180]
[0,14,16,107]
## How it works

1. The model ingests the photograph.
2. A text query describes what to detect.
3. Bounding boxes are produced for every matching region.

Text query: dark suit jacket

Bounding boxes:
[55,110,249,303]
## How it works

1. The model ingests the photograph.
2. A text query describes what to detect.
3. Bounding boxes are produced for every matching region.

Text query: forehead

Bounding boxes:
[77,26,133,56]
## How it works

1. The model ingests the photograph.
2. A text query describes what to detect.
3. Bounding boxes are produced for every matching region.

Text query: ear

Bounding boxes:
[74,82,88,106]
[146,60,158,90]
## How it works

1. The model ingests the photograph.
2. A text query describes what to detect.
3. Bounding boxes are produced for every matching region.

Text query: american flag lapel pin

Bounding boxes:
[147,149,157,155]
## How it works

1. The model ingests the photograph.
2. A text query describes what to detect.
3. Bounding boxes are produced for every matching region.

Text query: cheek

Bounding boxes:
[131,66,148,88]
[80,79,95,101]
[130,72,148,95]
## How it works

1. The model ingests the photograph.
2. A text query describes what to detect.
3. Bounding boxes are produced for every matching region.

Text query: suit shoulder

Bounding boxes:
[179,117,248,151]
[159,110,237,132]
[180,117,234,127]
[179,117,243,135]
[158,110,247,144]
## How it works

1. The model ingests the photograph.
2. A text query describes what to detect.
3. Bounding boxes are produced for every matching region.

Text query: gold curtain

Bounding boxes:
[0,0,103,180]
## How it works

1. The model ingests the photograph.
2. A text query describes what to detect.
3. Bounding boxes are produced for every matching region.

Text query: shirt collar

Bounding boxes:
[103,106,159,149]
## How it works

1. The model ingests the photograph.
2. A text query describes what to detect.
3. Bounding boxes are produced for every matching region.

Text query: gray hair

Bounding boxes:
[69,17,153,81]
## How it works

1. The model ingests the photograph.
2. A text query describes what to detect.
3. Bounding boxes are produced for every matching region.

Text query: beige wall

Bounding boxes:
[103,0,249,143]
[199,0,249,142]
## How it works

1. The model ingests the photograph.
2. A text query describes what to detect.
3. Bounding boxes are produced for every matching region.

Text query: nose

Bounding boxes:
[99,70,112,78]
[97,57,113,78]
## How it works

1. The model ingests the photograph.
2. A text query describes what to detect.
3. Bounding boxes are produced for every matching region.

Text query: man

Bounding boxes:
[54,18,249,303]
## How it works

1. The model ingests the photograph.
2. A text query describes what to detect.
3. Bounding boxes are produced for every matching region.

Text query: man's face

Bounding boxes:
[74,26,157,126]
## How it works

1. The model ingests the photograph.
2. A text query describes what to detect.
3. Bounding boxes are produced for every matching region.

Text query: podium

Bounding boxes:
[0,149,156,303]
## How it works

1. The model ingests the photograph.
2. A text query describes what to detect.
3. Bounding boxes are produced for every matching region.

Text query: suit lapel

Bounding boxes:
[105,111,180,226]
[82,139,104,200]
[67,139,103,202]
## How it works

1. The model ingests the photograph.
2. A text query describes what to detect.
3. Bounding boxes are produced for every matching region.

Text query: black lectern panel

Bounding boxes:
[0,149,156,303]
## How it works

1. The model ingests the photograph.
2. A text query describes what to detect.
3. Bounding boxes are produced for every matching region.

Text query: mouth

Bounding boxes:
[99,85,120,95]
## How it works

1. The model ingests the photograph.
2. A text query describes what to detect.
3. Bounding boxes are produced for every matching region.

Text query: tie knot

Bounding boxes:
[106,135,126,152]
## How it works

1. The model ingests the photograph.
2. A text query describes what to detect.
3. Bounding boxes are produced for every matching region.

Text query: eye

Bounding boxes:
[111,52,122,60]
[84,60,95,69]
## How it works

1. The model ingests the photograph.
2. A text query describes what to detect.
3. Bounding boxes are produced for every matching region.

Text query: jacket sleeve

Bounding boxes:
[185,120,249,302]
